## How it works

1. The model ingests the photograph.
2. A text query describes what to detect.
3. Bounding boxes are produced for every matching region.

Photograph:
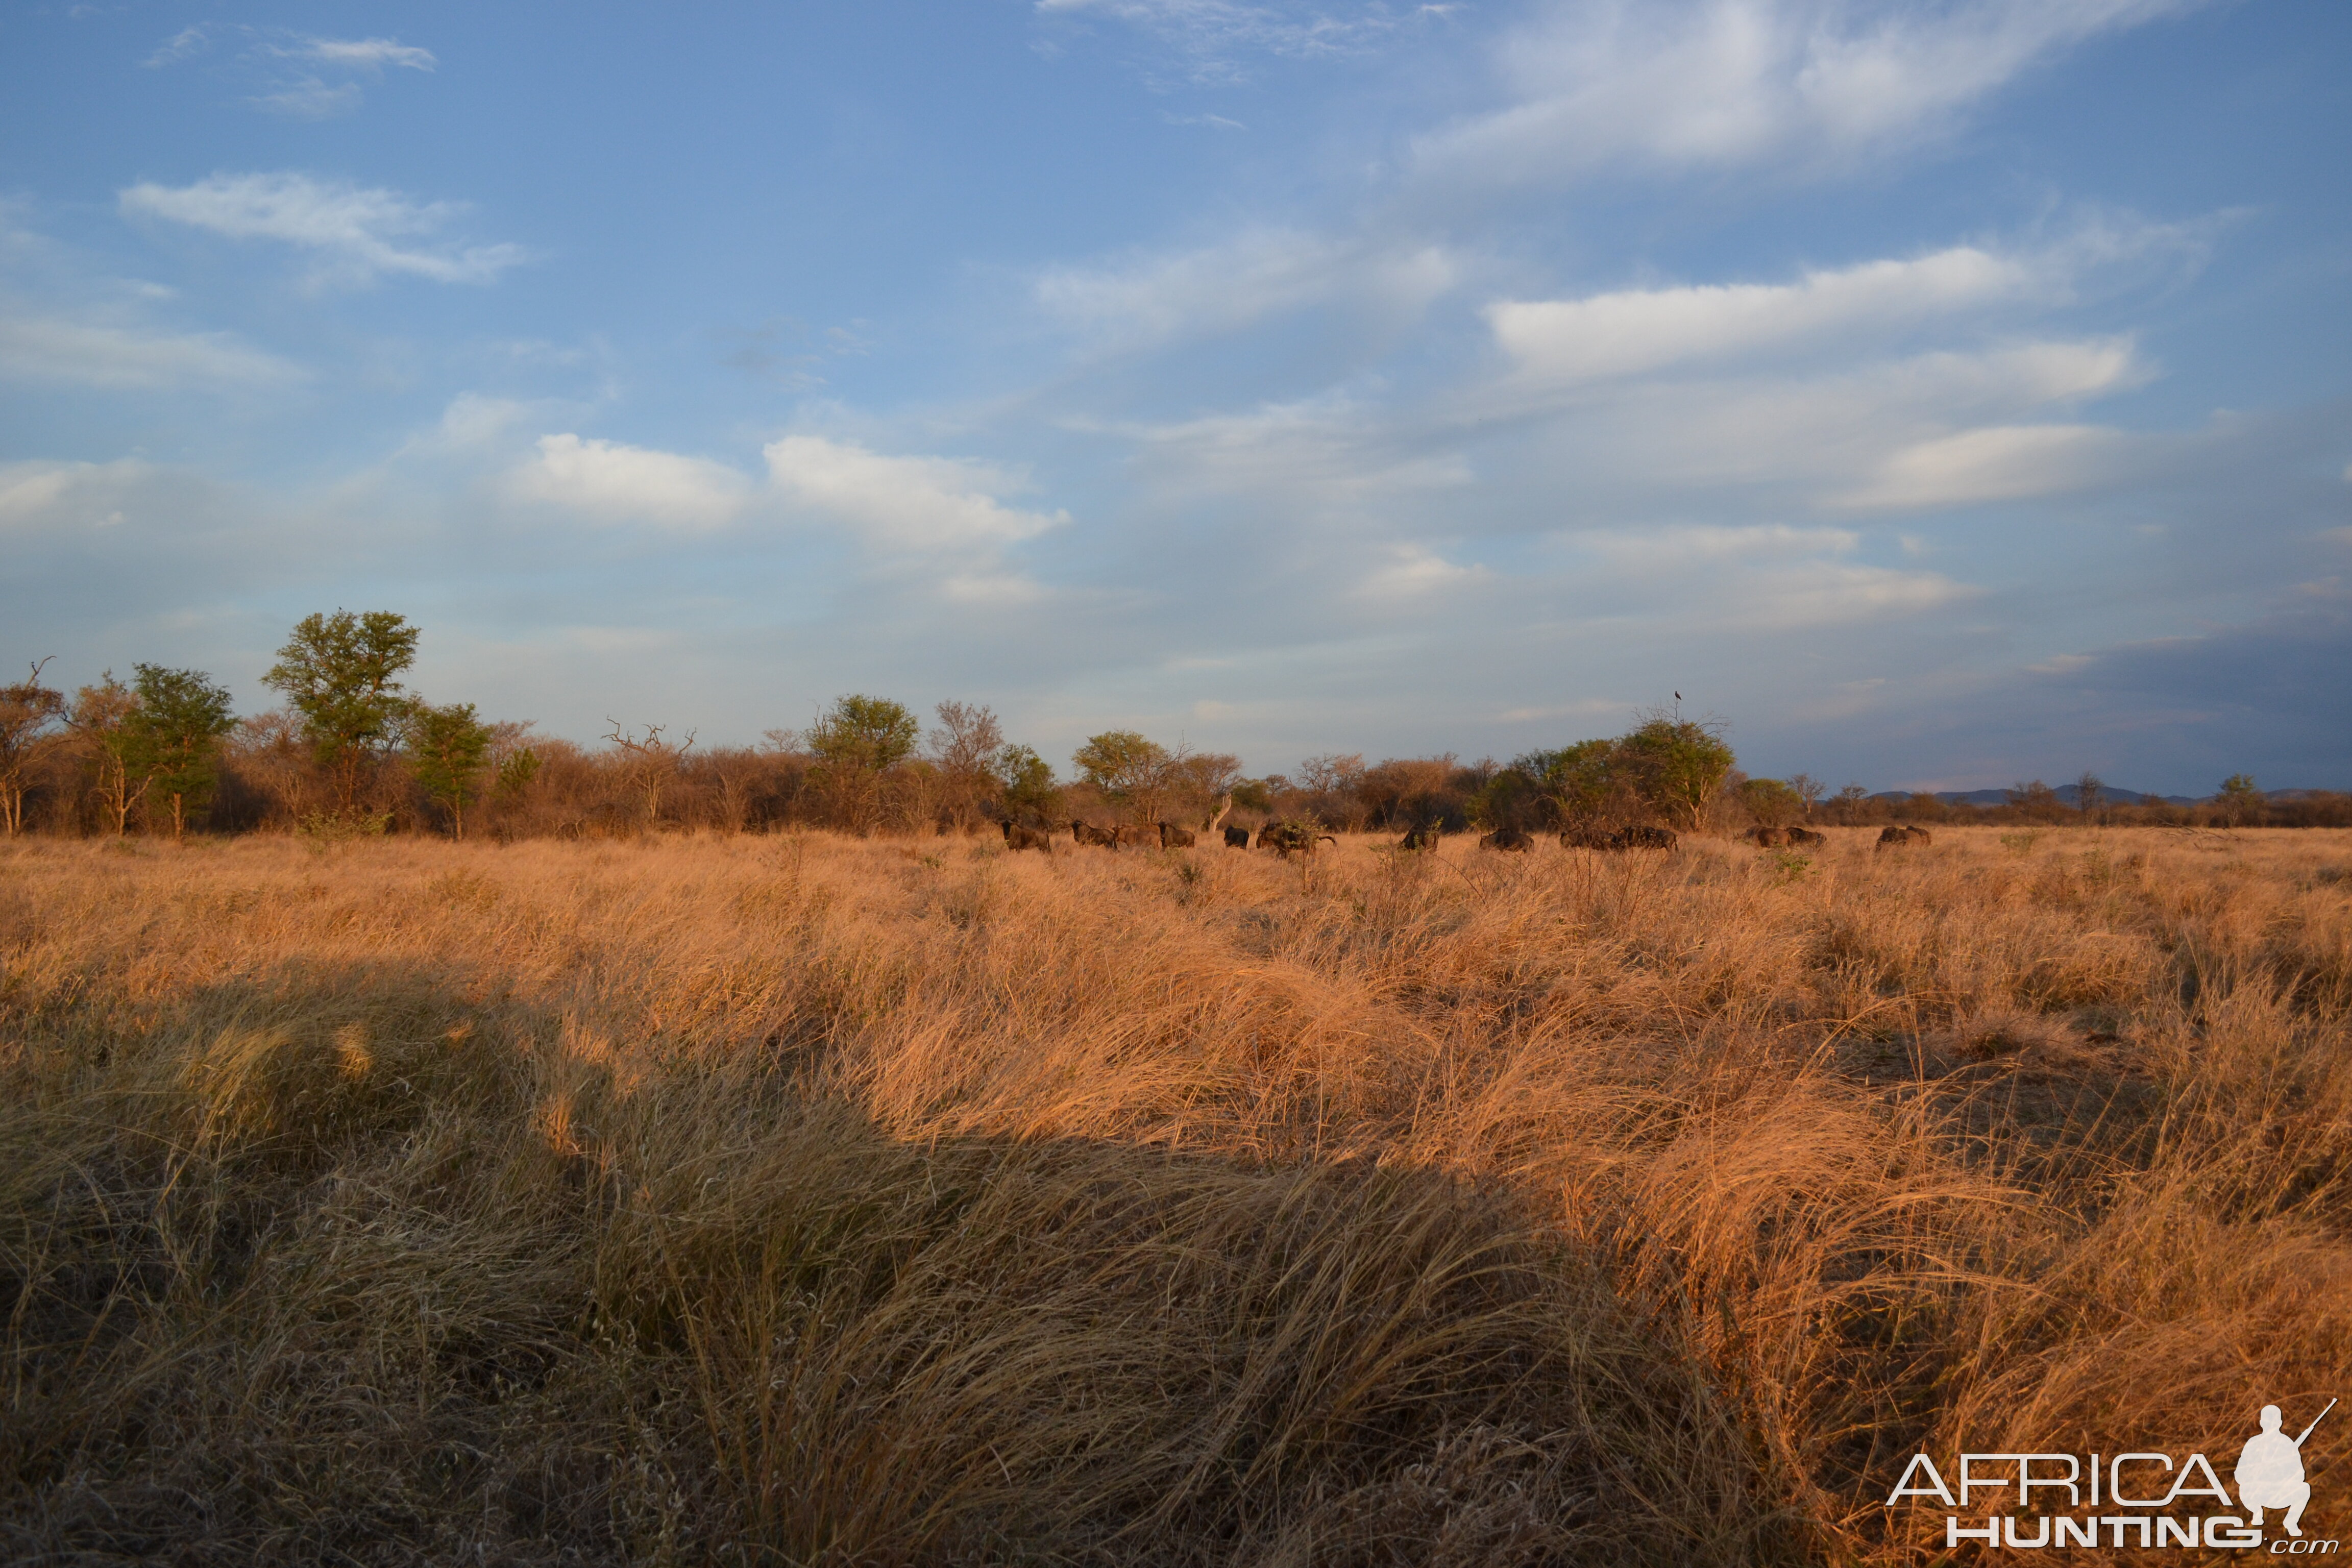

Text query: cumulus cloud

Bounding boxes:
[763,435,1068,553]
[507,434,752,530]
[119,173,524,285]
[1416,0,2207,187]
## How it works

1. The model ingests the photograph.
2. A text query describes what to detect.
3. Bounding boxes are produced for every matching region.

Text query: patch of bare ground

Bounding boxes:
[3,825,2347,1562]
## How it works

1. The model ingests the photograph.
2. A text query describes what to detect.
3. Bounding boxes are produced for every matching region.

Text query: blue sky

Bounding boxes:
[3,0,2347,793]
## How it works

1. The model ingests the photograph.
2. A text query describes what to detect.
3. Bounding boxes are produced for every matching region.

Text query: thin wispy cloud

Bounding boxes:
[1036,0,1422,82]
[0,311,300,389]
[1415,0,2211,187]
[141,26,435,117]
[278,36,436,72]
[118,173,526,286]
[142,25,209,67]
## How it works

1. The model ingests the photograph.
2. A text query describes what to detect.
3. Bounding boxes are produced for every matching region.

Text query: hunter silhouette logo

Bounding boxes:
[1885,1395,2338,1551]
[2242,1400,2334,1538]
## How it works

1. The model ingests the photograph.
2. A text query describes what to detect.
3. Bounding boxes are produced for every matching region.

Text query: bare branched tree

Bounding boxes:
[929,701,1006,832]
[603,720,697,829]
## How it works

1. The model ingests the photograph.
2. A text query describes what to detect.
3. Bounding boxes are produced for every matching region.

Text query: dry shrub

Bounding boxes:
[3,825,2349,1562]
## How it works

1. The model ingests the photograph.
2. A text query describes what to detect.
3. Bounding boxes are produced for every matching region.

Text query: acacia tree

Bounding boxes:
[994,744,1058,824]
[1072,729,1171,822]
[1518,739,1622,828]
[409,702,495,839]
[0,660,67,836]
[71,673,143,836]
[1614,714,1736,832]
[805,695,918,835]
[262,610,421,817]
[1737,776,1805,828]
[124,665,237,838]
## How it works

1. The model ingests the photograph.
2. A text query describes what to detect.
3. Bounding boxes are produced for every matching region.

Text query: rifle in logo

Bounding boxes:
[2240,1398,2334,1537]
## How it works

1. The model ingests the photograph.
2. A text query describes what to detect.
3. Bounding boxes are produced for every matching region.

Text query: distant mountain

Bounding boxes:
[1857,785,2346,807]
[1866,786,2201,806]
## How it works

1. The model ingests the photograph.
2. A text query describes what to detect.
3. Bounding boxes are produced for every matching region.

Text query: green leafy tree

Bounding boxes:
[1737,776,1805,828]
[994,743,1059,823]
[1615,715,1736,832]
[262,610,421,815]
[408,702,494,839]
[806,695,918,834]
[1516,739,1620,827]
[123,664,236,838]
[1072,729,1171,820]
[71,673,144,836]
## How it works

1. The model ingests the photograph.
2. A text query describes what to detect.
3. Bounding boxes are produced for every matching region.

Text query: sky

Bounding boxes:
[2,0,2347,794]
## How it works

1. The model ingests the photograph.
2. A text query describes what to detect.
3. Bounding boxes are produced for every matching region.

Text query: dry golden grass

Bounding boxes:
[3,824,2348,1563]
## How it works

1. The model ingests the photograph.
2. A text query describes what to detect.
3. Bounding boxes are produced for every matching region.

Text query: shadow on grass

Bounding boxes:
[1,961,1808,1567]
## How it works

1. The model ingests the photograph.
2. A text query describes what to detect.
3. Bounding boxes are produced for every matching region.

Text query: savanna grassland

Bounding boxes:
[4,825,2348,1565]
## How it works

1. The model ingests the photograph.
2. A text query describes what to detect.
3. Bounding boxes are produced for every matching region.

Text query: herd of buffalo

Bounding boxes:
[997,816,1936,856]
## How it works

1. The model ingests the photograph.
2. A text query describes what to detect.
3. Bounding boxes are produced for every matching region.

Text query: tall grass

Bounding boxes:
[3,826,2347,1561]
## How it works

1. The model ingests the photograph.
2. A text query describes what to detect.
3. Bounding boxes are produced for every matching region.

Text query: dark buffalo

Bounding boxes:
[1609,825,1678,851]
[1113,824,1156,849]
[1478,828,1534,852]
[1223,824,1253,849]
[1259,820,1336,857]
[1158,822,1196,848]
[1071,820,1119,848]
[1001,820,1055,852]
[1559,826,1614,850]
[1877,825,1931,847]
[1785,826,1826,847]
[1744,825,1792,847]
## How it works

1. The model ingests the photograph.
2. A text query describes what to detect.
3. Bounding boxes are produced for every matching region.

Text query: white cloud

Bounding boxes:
[763,435,1067,553]
[1037,229,1457,353]
[1839,423,2136,509]
[1556,524,1975,628]
[507,434,752,530]
[1488,246,2039,384]
[1356,543,1491,600]
[1416,0,2205,187]
[143,26,209,66]
[0,458,150,532]
[119,173,525,285]
[283,36,436,71]
[0,311,299,388]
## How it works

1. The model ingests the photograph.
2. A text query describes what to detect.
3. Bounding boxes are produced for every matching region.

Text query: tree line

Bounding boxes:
[3,611,2343,841]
